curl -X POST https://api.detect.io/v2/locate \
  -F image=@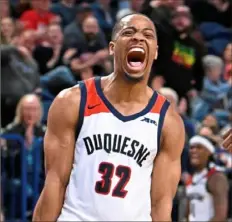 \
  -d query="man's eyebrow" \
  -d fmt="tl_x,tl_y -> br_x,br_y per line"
143,28 -> 155,32
122,26 -> 137,31
122,26 -> 155,32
